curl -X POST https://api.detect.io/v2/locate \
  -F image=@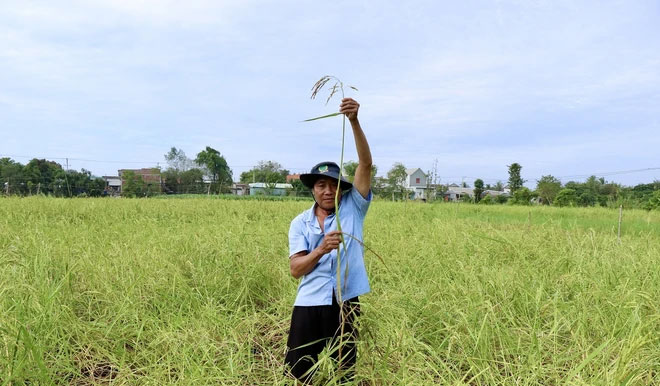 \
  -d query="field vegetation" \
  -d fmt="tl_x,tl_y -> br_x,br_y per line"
1,197 -> 658,384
